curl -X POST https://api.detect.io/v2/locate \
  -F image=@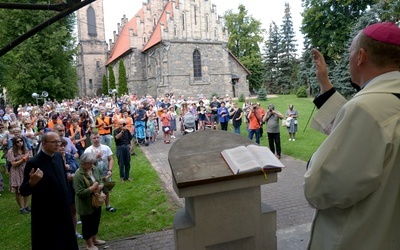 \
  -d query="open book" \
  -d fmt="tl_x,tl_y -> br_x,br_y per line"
221,145 -> 285,174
